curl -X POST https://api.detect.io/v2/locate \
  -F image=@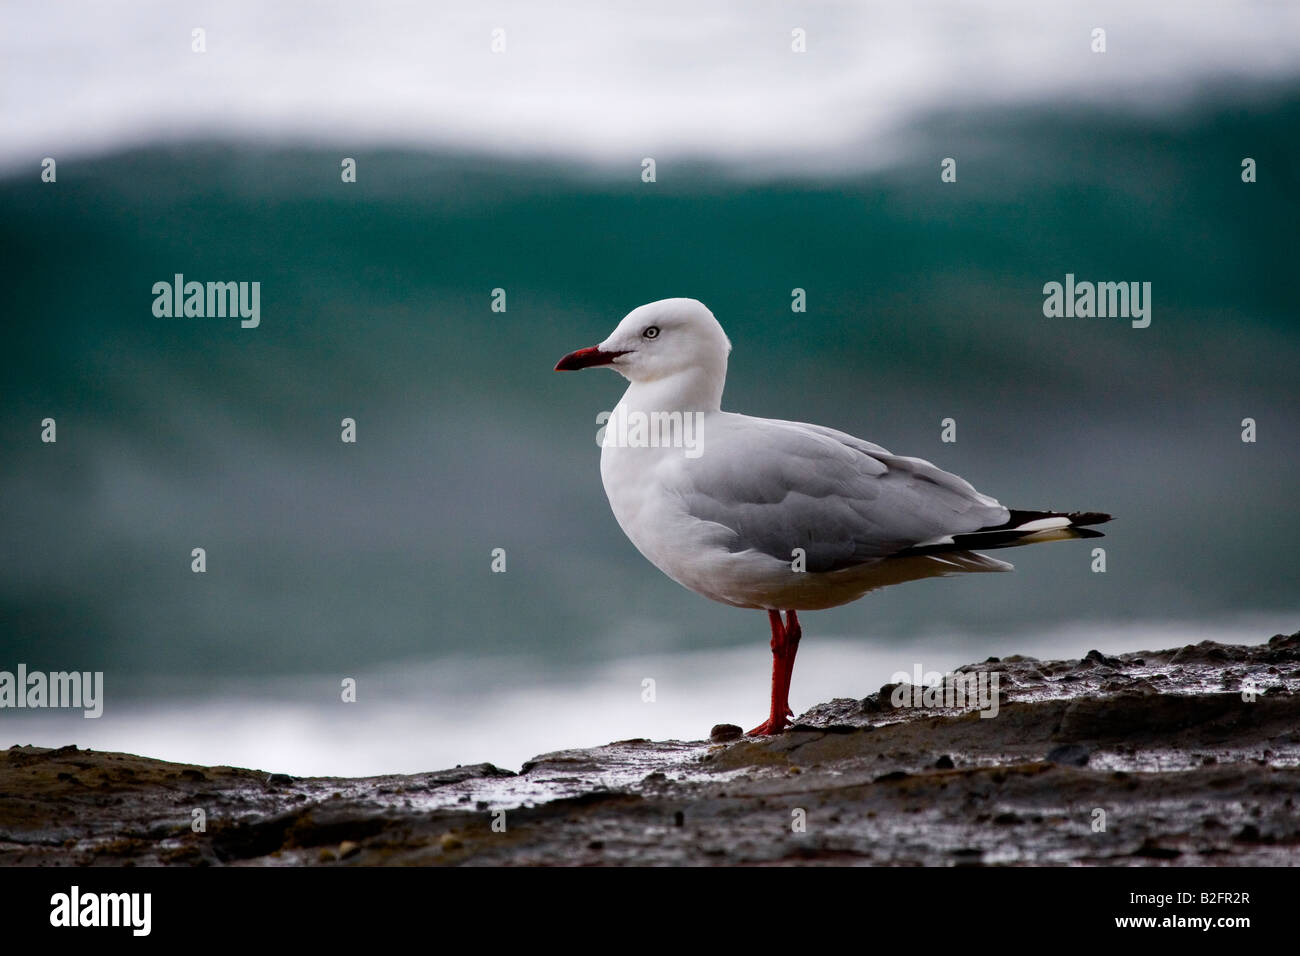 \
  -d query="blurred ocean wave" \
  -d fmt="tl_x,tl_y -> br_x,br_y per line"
4,0 -> 1300,174
2,89 -> 1299,681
